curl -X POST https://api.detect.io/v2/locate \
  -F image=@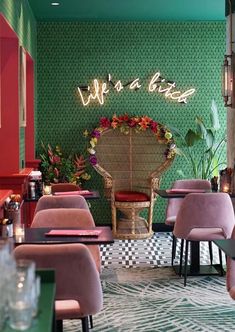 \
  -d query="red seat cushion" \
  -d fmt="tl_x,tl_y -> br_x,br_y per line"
115,191 -> 150,202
